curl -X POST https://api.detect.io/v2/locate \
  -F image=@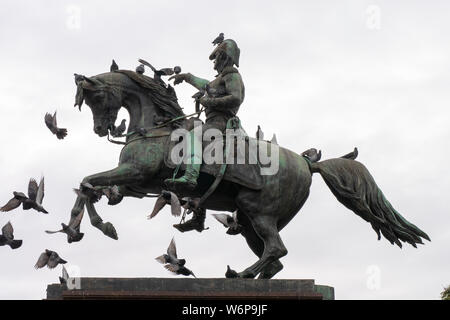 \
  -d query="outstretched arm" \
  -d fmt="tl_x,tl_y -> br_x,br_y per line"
184,73 -> 209,91
169,73 -> 209,91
